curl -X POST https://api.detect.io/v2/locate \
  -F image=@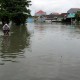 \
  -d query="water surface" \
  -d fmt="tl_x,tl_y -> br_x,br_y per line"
0,23 -> 80,80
